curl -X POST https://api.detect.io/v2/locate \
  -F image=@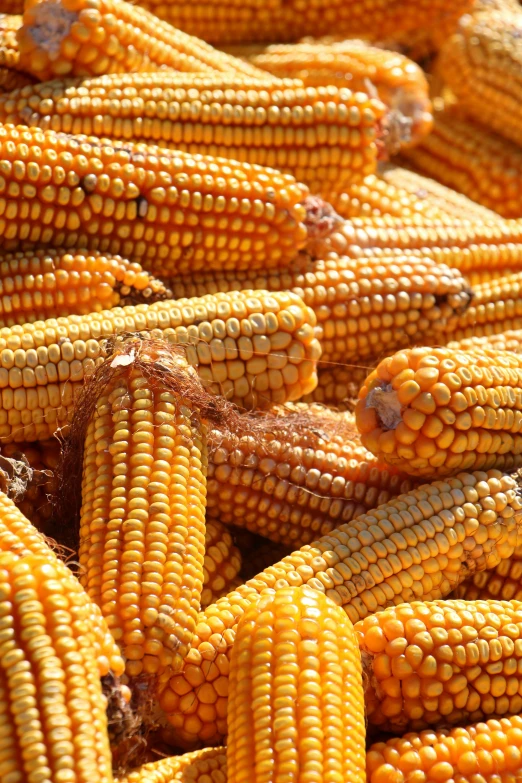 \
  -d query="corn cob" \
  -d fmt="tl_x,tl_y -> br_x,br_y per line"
301,365 -> 371,411
116,748 -> 227,783
359,597 -> 522,732
202,520 -> 242,608
0,289 -> 320,445
465,269 -> 517,285
0,73 -> 385,195
207,403 -> 418,547
0,13 -> 34,94
226,38 -> 432,149
18,0 -> 272,80
356,345 -> 522,477
326,175 -> 446,221
133,0 -> 473,47
367,715 -> 522,783
166,251 -> 472,365
448,331 -> 522,354
0,248 -> 169,326
380,164 -> 504,223
402,109 -> 522,219
0,125 -> 314,276
445,272 -> 522,344
0,551 -> 114,783
454,555 -> 522,603
227,585 -> 365,783
159,469 -> 520,745
437,10 -> 522,148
